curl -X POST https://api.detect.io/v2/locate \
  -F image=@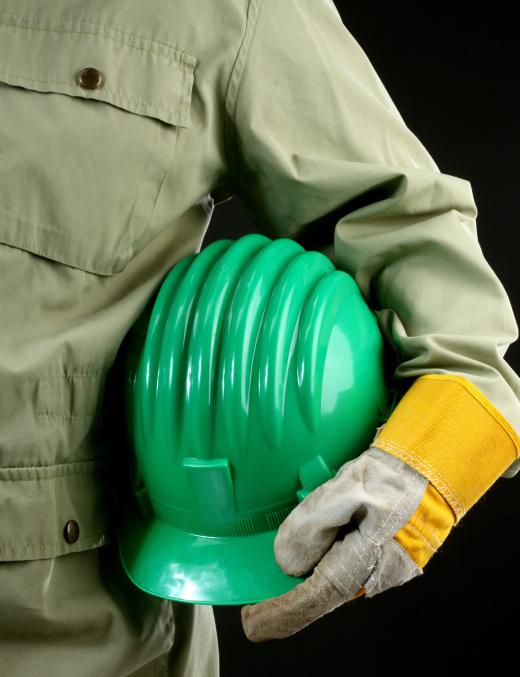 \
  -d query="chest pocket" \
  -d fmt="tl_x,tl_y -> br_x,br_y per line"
0,14 -> 196,275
